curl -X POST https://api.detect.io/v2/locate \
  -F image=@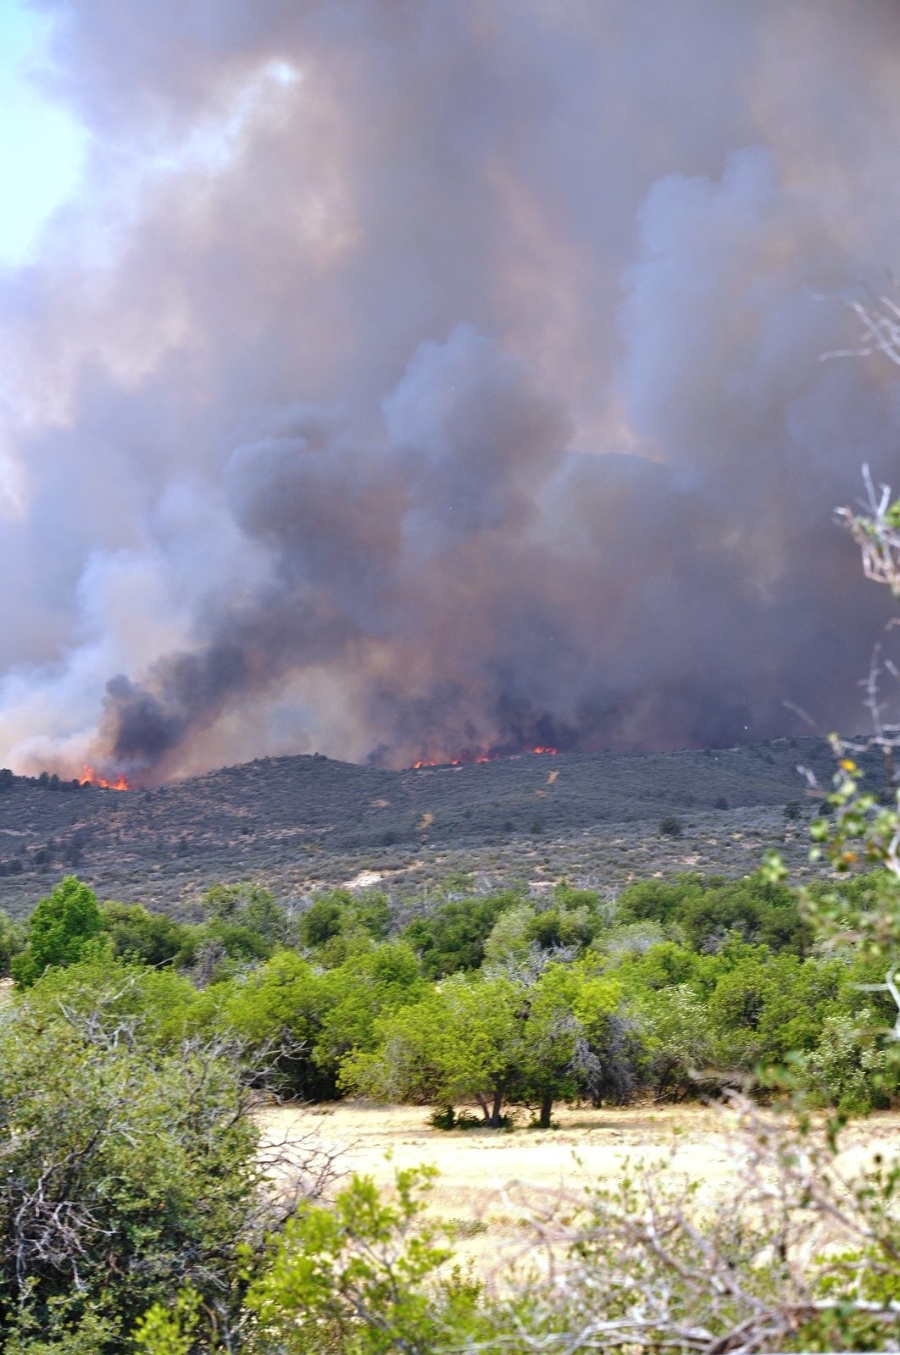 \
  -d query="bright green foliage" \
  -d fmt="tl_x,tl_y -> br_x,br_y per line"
610,936 -> 879,1102
23,956 -> 201,1048
804,762 -> 900,956
133,1287 -> 200,1355
610,938 -> 703,992
801,1006 -> 892,1113
482,903 -> 537,968
244,1168 -> 481,1355
206,950 -> 333,1098
344,963 -> 629,1125
705,949 -> 844,1069
633,983 -> 716,1098
517,963 -> 626,1122
343,971 -> 525,1124
12,876 -> 104,987
312,942 -> 426,1085
210,942 -> 425,1099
